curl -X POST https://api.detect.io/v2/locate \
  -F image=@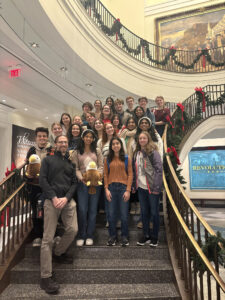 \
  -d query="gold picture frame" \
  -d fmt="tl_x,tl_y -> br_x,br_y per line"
155,3 -> 225,50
